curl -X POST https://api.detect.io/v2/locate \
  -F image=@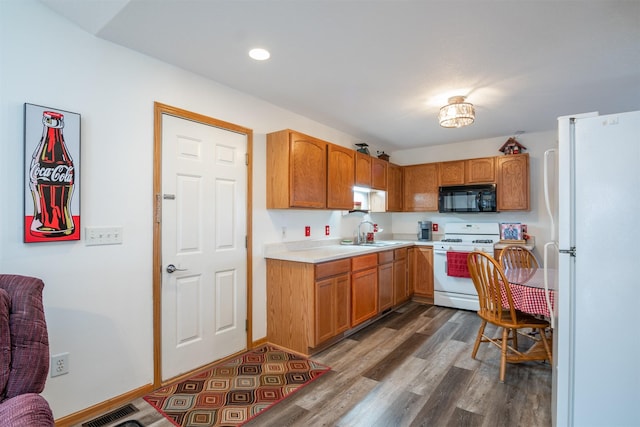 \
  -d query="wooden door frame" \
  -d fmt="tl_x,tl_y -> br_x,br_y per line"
152,102 -> 253,388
